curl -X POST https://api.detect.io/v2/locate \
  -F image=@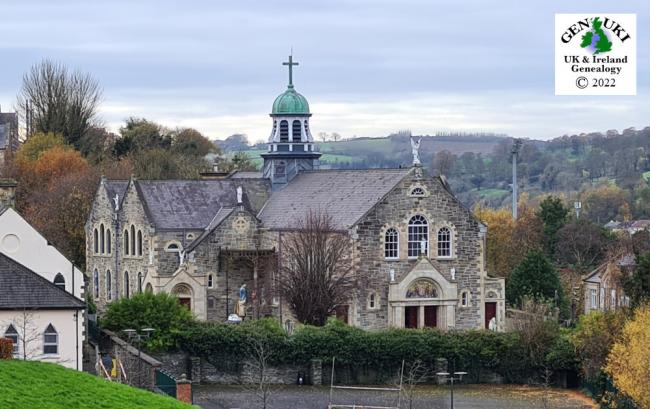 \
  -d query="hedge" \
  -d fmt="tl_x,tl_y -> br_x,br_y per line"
177,319 -> 578,383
